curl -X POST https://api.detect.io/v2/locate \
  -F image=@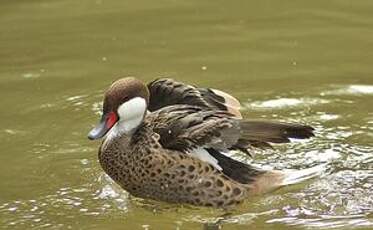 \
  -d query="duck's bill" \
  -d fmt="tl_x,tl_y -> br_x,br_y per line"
88,112 -> 118,140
